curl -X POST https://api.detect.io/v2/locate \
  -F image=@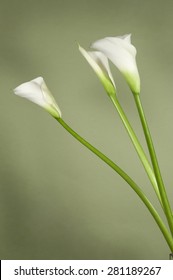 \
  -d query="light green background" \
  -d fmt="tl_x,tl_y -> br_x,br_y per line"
0,0 -> 173,260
